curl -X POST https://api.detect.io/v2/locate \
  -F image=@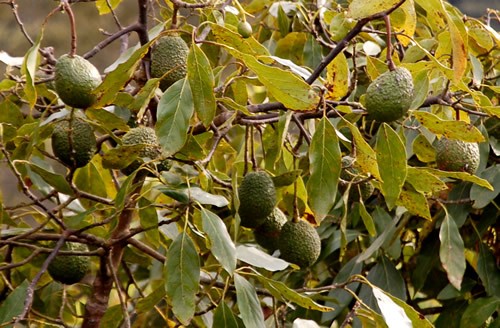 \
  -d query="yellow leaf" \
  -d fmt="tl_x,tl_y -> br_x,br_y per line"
348,0 -> 401,19
392,0 -> 416,46
325,52 -> 349,100
412,111 -> 485,142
